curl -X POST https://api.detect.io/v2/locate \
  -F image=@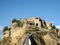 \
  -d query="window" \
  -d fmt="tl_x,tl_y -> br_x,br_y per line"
3,32 -> 6,35
30,22 -> 34,25
36,23 -> 38,26
30,23 -> 33,25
